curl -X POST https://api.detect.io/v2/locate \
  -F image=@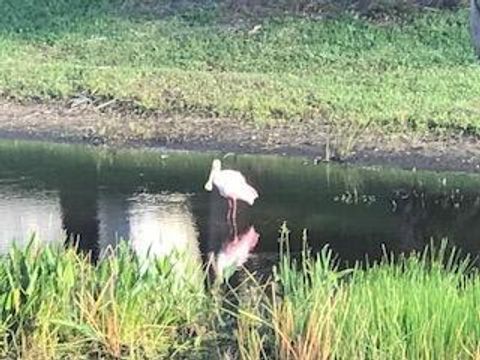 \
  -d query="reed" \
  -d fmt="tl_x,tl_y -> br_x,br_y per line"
1,235 -> 480,359
235,239 -> 480,359
0,239 -> 211,359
